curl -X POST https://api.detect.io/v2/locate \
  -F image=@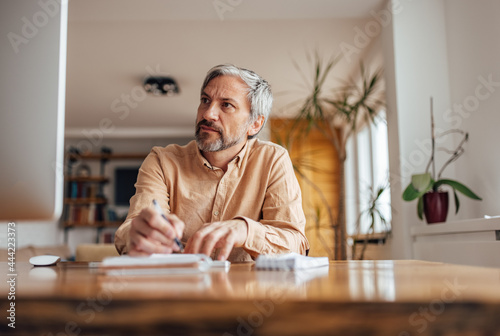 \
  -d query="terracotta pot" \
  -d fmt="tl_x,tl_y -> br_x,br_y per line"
423,191 -> 449,224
